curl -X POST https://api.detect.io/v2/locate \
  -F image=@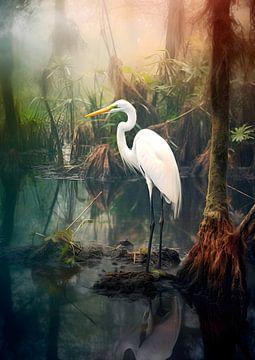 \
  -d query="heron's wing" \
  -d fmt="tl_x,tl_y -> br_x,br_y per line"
134,129 -> 181,218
